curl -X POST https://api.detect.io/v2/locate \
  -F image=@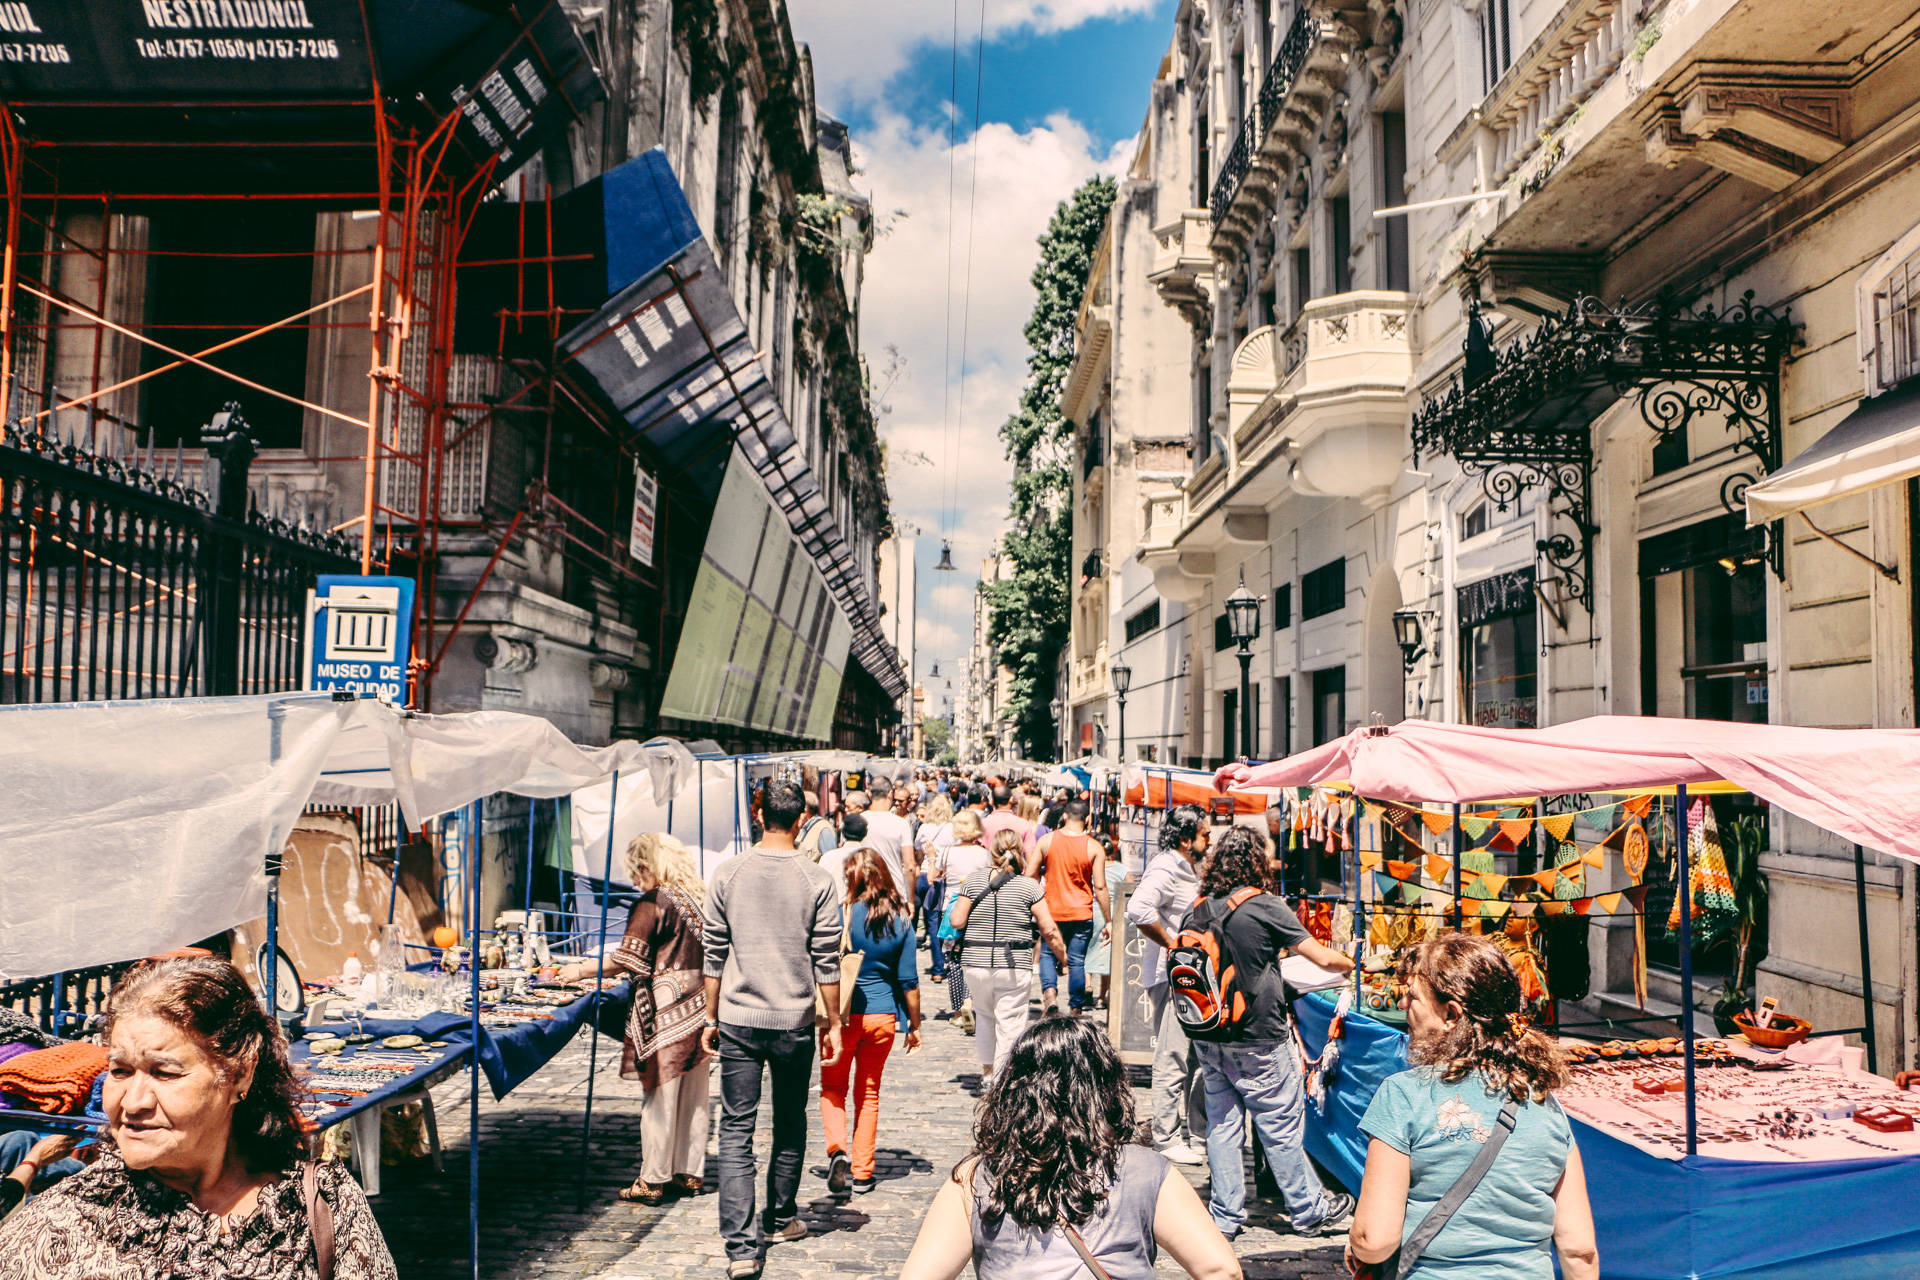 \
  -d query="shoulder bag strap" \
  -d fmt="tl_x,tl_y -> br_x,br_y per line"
1063,1224 -> 1115,1280
301,1161 -> 336,1280
1393,1098 -> 1521,1280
